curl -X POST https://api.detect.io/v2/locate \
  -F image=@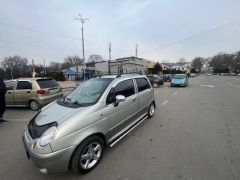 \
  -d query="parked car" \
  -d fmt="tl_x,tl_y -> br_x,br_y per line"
163,74 -> 172,82
171,74 -> 189,87
5,78 -> 63,110
146,74 -> 164,88
230,73 -> 237,76
22,74 -> 156,174
190,73 -> 197,77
